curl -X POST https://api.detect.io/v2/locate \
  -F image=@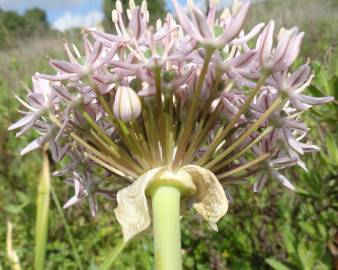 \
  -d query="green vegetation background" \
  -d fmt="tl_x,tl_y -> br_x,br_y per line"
0,0 -> 337,269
